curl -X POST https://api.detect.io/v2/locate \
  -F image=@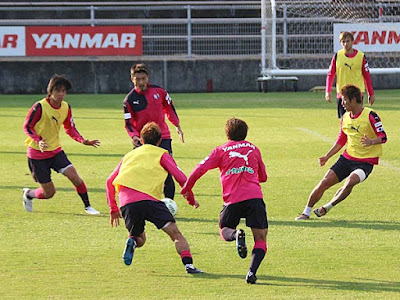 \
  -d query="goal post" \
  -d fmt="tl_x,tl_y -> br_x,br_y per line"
260,0 -> 400,80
